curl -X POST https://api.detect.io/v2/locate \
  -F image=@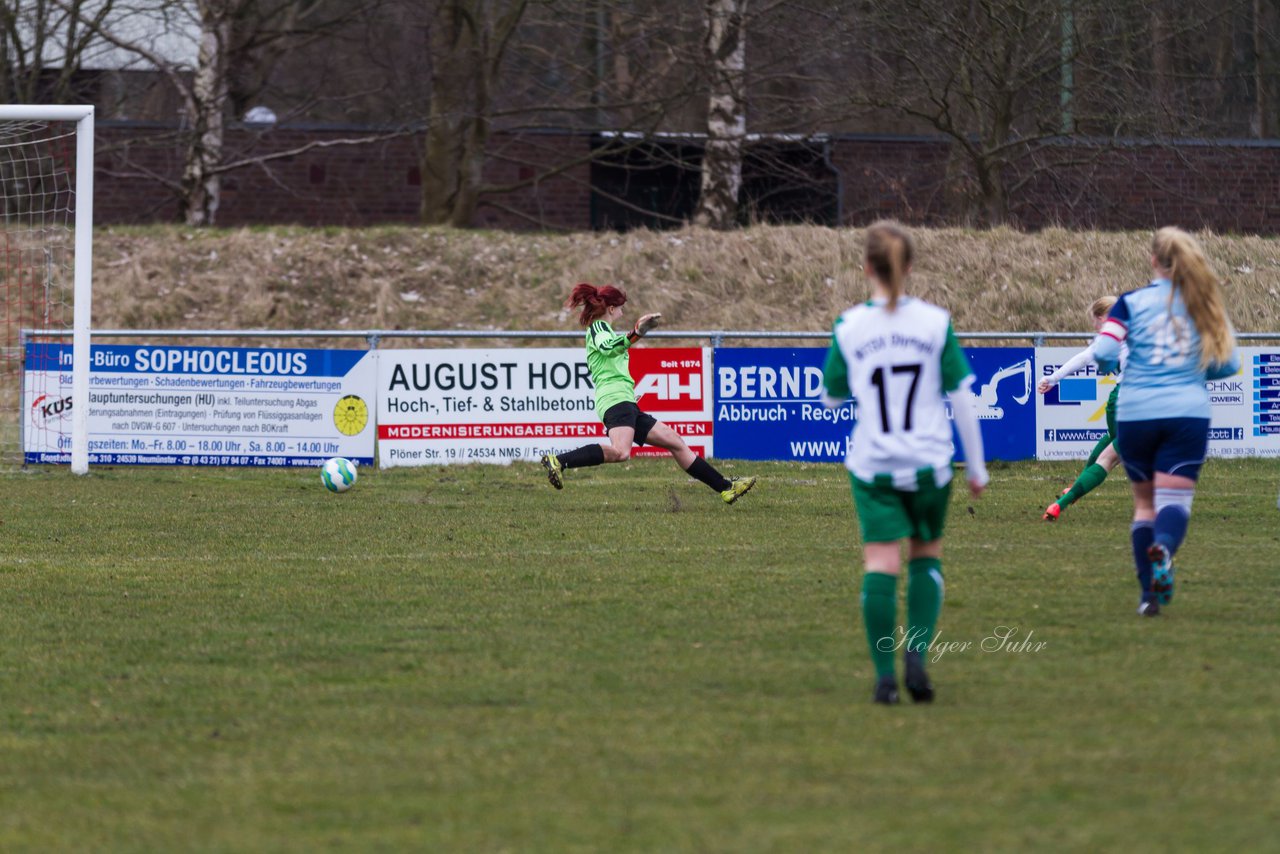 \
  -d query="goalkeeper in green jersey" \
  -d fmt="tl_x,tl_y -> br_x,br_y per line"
540,283 -> 756,505
1038,296 -> 1124,522
821,221 -> 988,705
